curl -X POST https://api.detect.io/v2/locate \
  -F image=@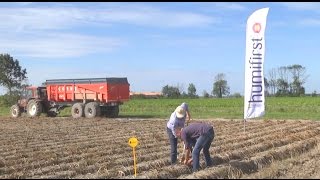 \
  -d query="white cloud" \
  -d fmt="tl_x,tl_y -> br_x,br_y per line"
0,4 -> 217,58
94,4 -> 217,28
0,8 -> 76,31
212,2 -> 247,11
279,2 -> 320,11
0,33 -> 125,58
298,18 -> 320,26
0,5 -> 216,32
